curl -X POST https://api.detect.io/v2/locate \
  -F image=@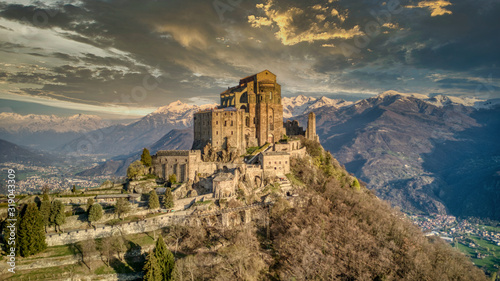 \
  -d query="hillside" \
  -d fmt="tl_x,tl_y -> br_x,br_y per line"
299,92 -> 500,220
0,138 -> 56,166
76,128 -> 193,177
168,141 -> 487,280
